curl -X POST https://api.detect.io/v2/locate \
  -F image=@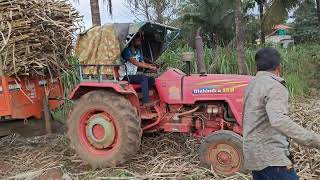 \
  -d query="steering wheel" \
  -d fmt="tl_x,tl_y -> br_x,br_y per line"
143,62 -> 163,77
